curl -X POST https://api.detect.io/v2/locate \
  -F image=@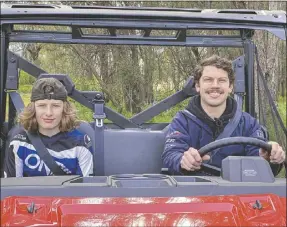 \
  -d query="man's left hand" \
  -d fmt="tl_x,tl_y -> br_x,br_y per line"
259,141 -> 286,164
